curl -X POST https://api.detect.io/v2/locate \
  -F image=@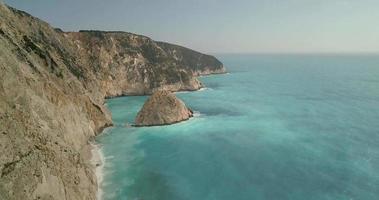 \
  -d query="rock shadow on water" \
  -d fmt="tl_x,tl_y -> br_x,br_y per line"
202,82 -> 222,89
200,107 -> 242,117
123,171 -> 183,200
